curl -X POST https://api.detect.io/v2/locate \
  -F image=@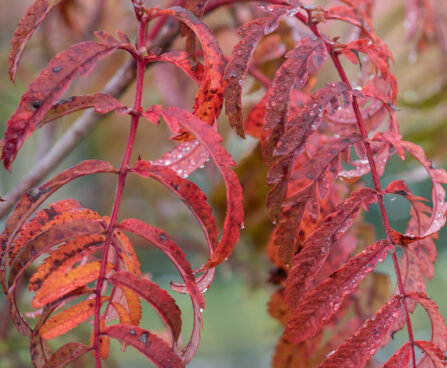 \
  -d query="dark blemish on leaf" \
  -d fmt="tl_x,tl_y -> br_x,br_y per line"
173,184 -> 180,191
31,101 -> 42,109
27,187 -> 50,202
159,233 -> 168,242
52,66 -> 62,72
395,190 -> 407,196
53,259 -> 62,267
129,329 -> 137,336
